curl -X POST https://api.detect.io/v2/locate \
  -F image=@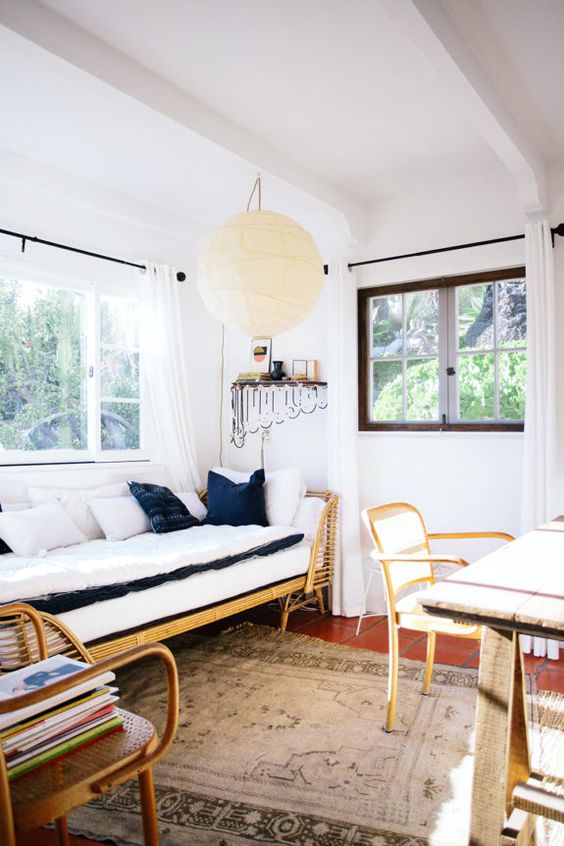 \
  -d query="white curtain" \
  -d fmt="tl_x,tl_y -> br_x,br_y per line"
141,262 -> 201,492
327,258 -> 365,616
520,221 -> 559,660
